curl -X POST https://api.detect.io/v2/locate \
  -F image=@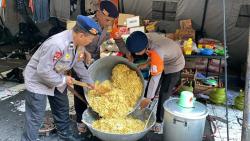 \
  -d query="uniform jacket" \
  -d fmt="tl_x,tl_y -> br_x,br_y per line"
116,32 -> 185,74
85,27 -> 109,60
24,30 -> 93,96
